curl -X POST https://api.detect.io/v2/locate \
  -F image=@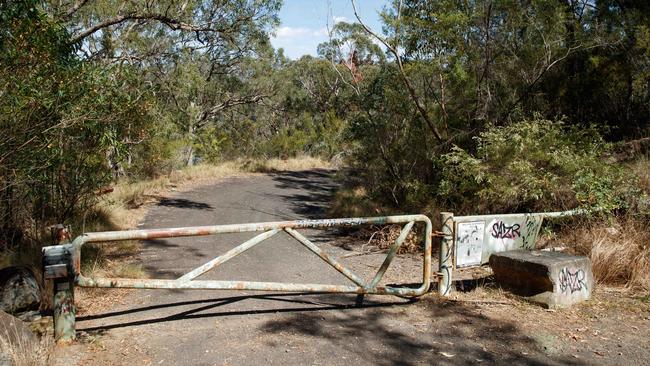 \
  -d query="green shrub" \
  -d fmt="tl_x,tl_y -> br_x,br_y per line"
438,118 -> 636,214
0,1 -> 153,247
264,128 -> 311,158
195,126 -> 228,164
